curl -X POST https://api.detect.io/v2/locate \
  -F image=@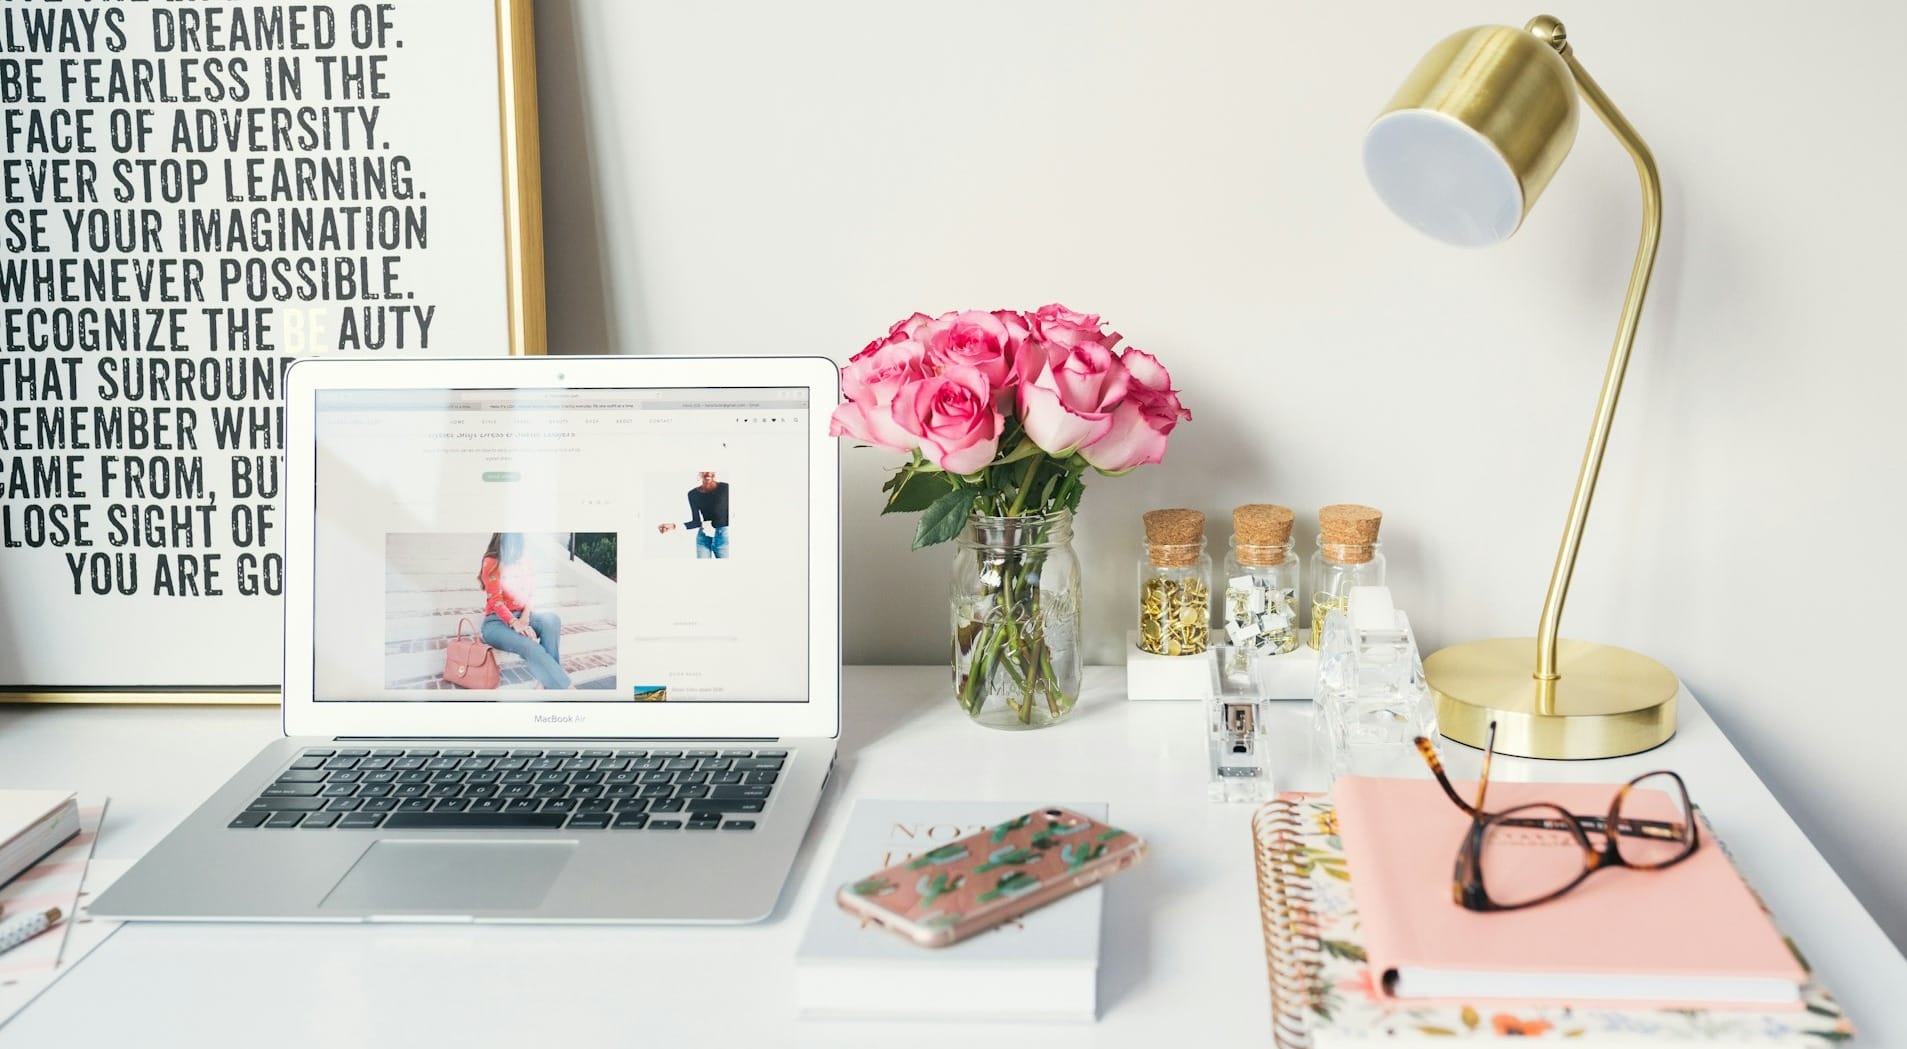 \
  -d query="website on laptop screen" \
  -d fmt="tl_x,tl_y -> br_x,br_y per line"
310,387 -> 810,703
